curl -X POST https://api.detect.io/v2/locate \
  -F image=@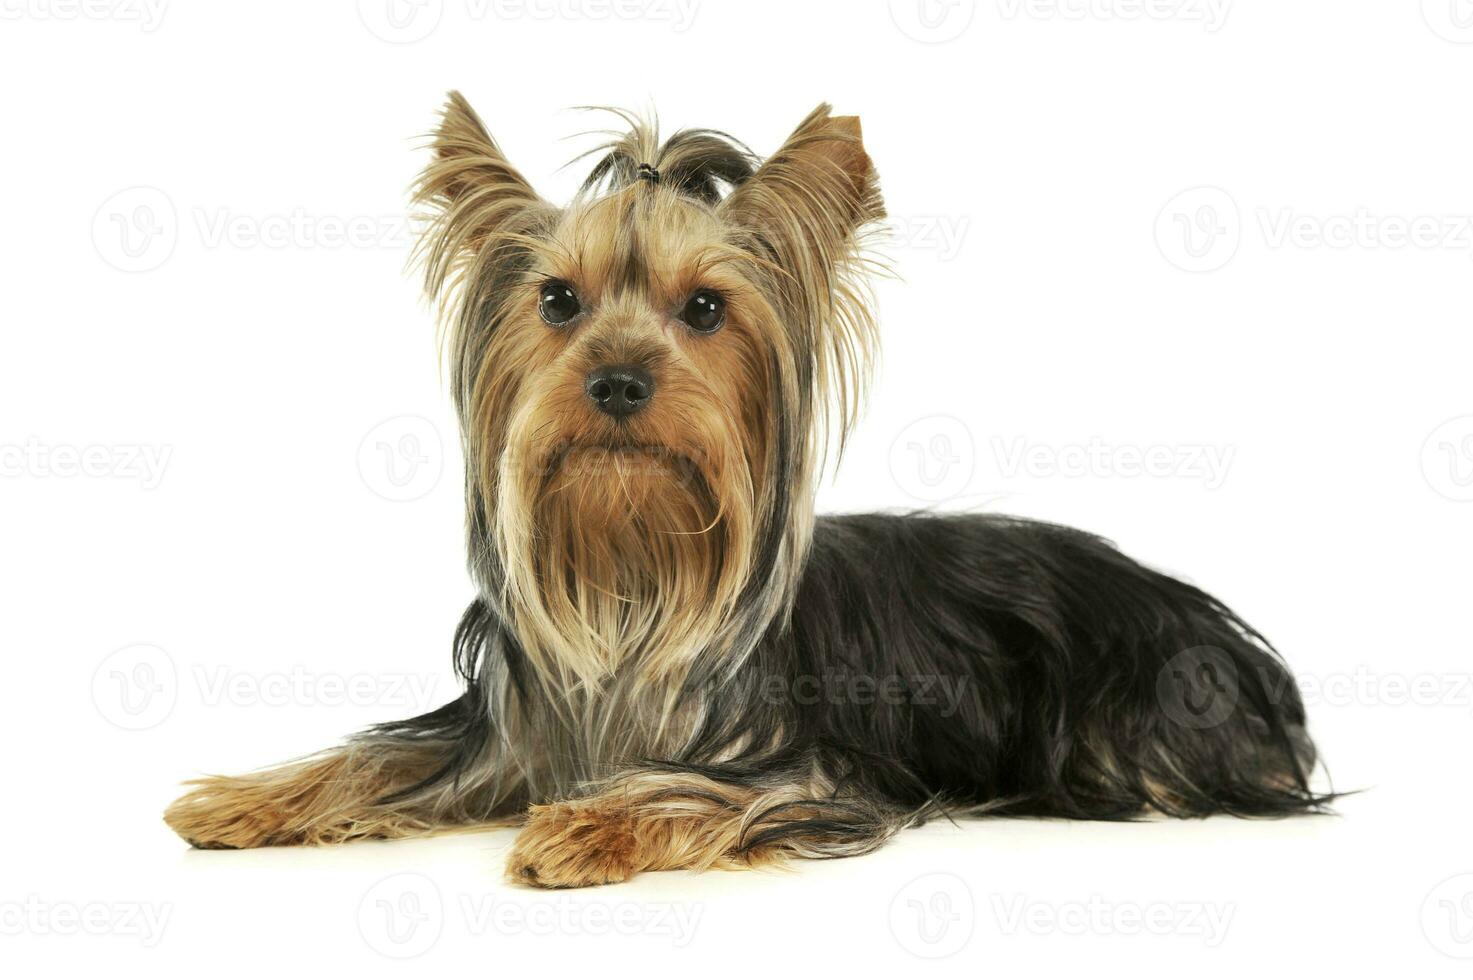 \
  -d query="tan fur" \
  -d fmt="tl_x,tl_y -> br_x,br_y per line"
163,743 -> 484,848
416,94 -> 882,697
166,94 -> 890,886
506,770 -> 847,888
